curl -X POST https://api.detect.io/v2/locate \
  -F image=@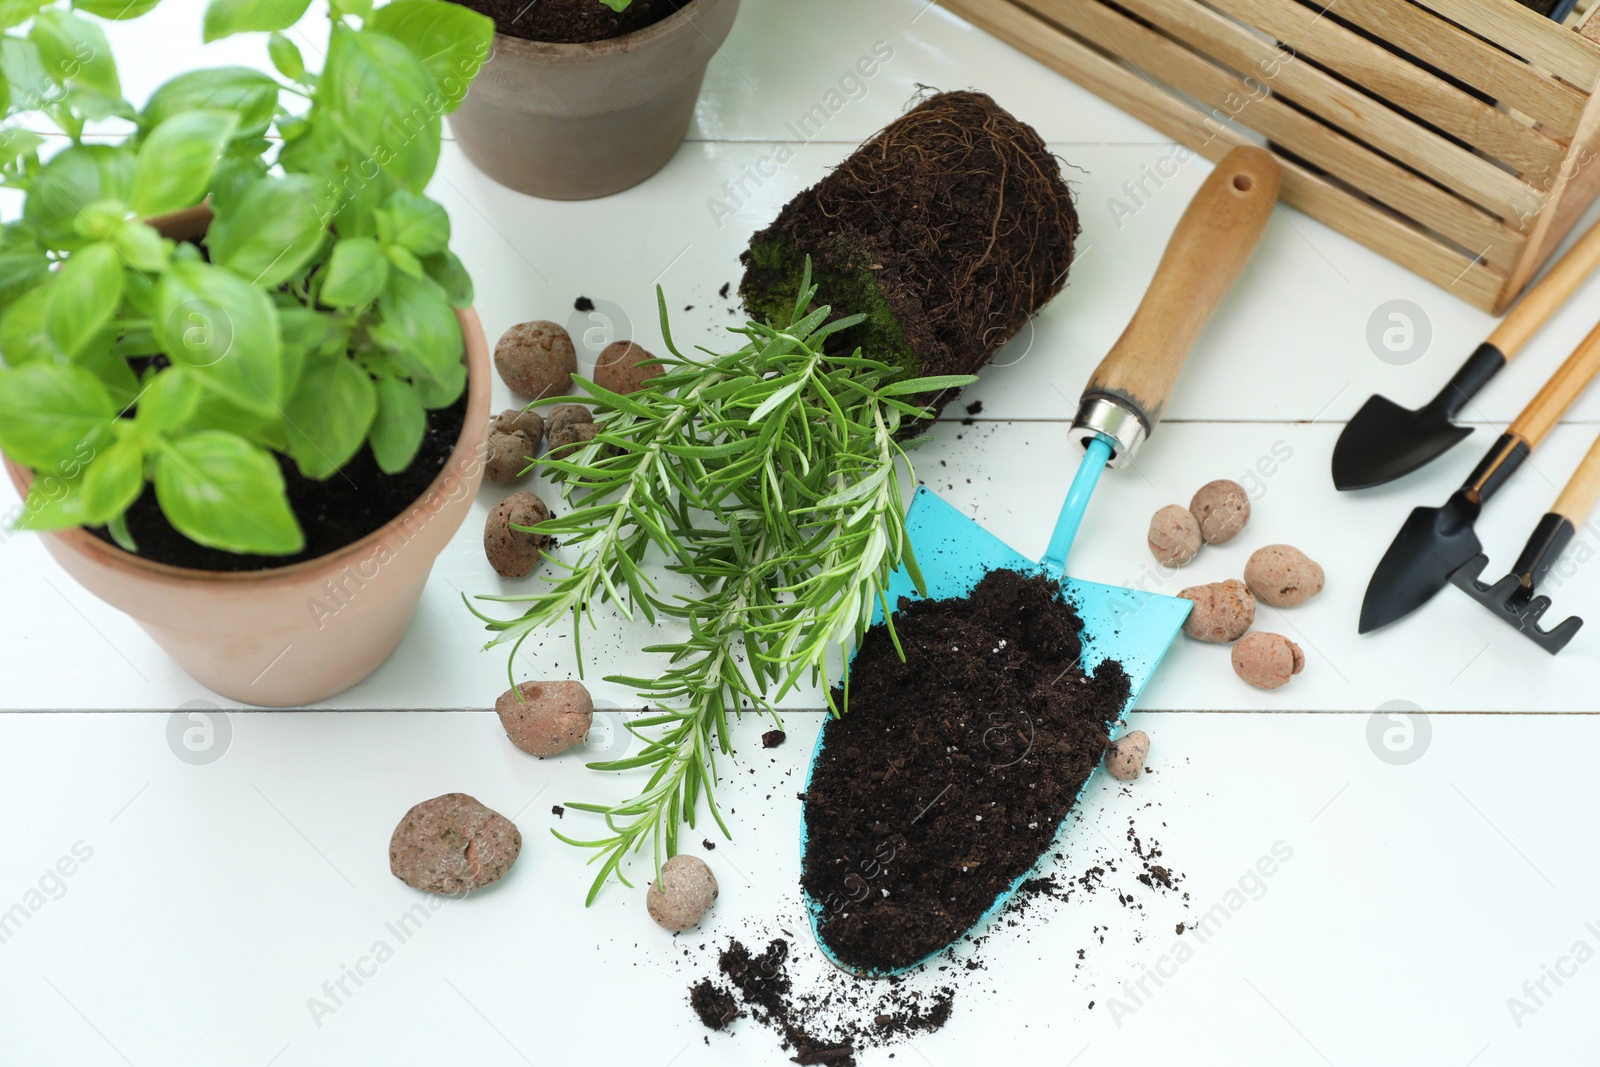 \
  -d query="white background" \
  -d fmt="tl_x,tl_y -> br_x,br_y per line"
3,1 -> 1599,1065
